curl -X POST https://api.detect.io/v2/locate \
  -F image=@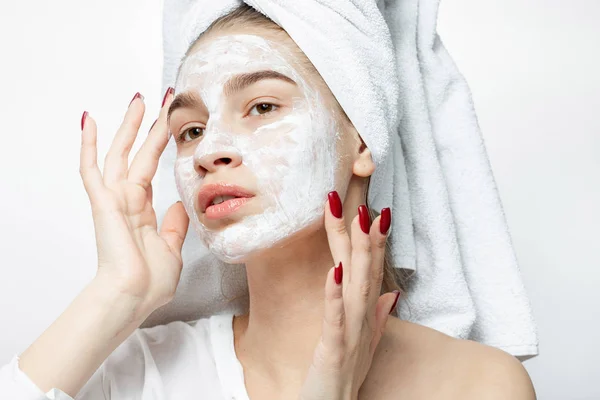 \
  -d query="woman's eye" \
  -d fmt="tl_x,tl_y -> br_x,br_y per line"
176,104 -> 279,143
249,103 -> 279,116
177,127 -> 204,143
